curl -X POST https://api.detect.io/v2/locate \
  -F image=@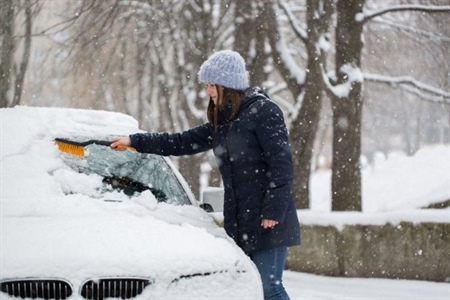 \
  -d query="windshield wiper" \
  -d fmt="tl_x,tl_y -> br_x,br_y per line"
103,176 -> 168,202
